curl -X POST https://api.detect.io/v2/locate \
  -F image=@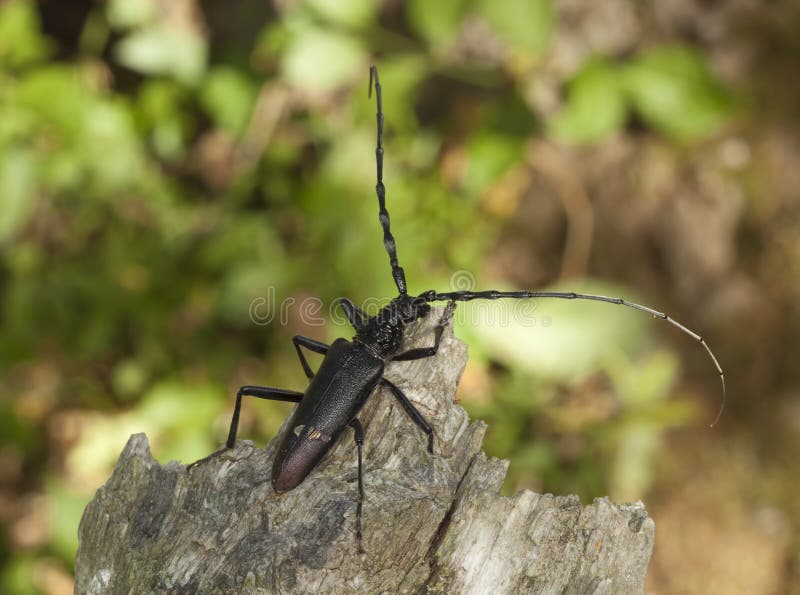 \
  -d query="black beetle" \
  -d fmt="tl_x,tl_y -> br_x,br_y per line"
191,66 -> 725,552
